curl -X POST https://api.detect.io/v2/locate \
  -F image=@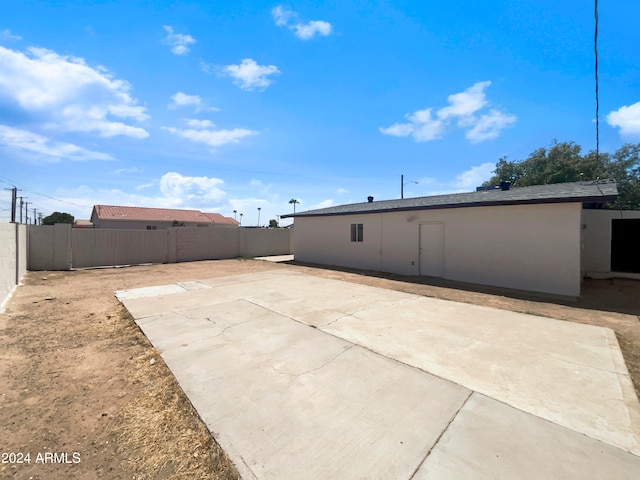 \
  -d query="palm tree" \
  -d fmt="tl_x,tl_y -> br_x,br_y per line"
289,198 -> 299,214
